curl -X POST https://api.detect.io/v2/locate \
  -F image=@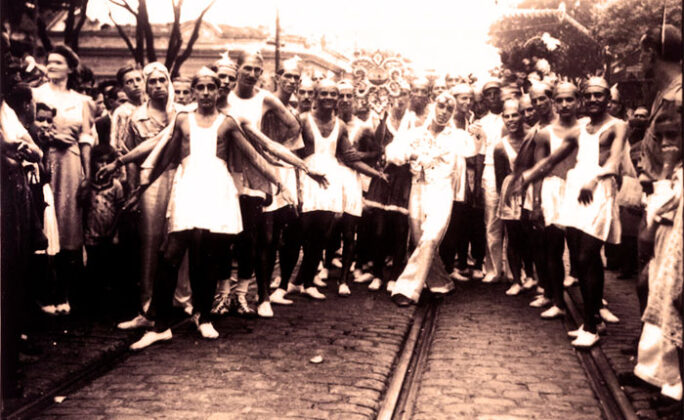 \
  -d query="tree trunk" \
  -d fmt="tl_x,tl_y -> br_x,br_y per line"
170,0 -> 216,78
165,0 -> 183,70
64,1 -> 76,49
139,0 -> 157,63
